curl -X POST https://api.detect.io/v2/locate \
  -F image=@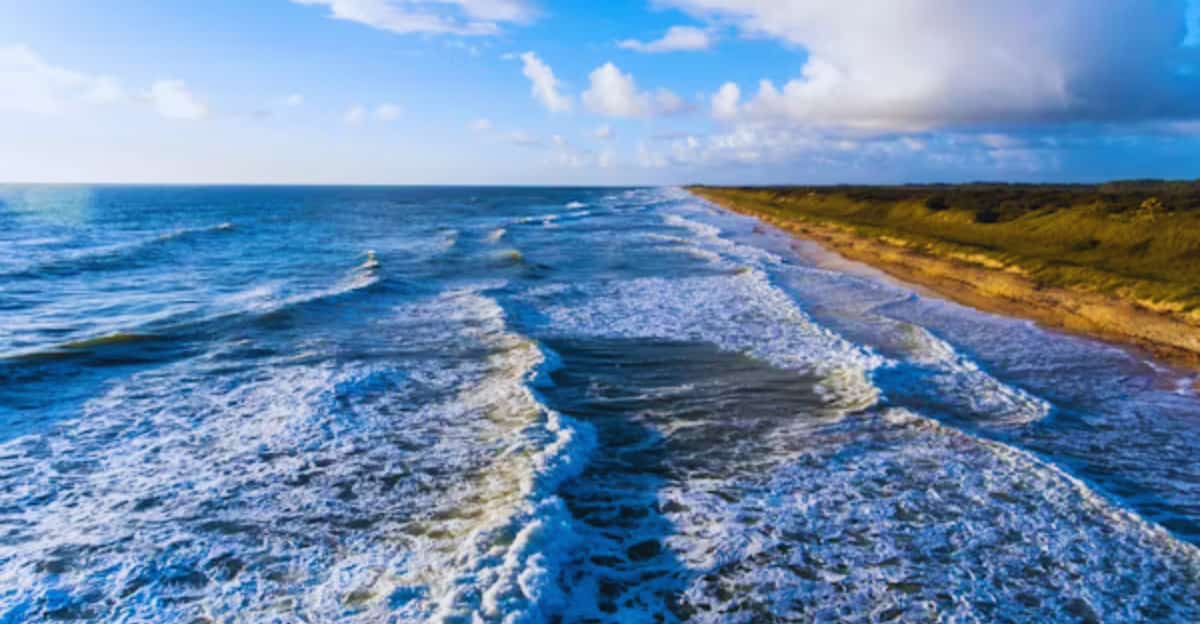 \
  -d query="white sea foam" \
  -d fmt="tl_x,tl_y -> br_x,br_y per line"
420,295 -> 596,623
0,286 -> 593,623
8,185 -> 1198,623
443,229 -> 460,249
893,322 -> 1051,426
274,256 -> 381,309
518,213 -> 559,224
1176,376 -> 1198,395
659,408 -> 1200,621
359,249 -> 381,270
661,213 -> 783,268
660,199 -> 1050,427
533,269 -> 885,411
